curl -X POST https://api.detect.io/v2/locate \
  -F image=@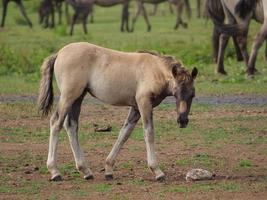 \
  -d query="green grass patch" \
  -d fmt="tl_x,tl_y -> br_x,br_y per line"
237,159 -> 253,169
91,183 -> 111,193
120,161 -> 133,170
176,153 -> 216,169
